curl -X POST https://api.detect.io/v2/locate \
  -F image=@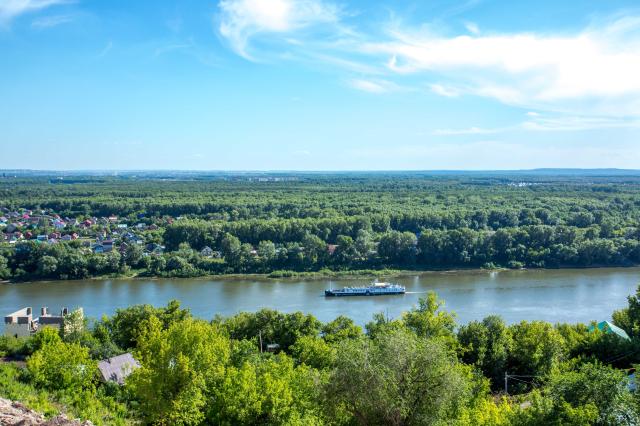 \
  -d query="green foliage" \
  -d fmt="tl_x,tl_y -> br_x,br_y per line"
102,299 -> 191,349
28,327 -> 62,353
509,320 -> 566,378
458,315 -> 512,389
27,341 -> 96,392
544,362 -> 638,424
325,329 -> 471,425
220,308 -> 322,352
403,292 -> 457,343
130,317 -> 231,425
